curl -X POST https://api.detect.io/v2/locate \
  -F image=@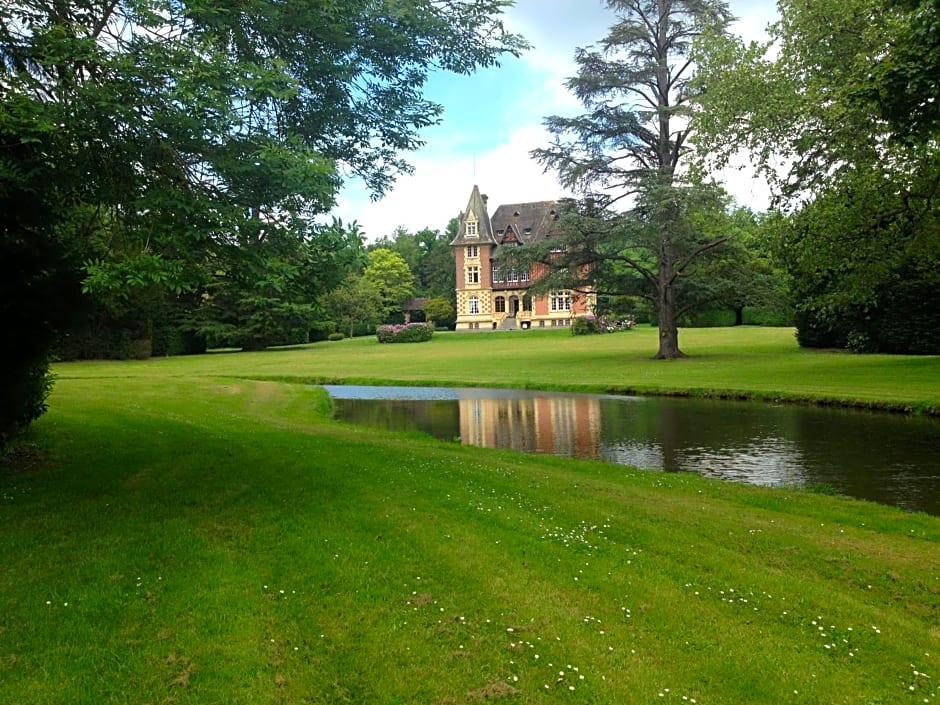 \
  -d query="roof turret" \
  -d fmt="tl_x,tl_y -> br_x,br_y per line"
451,184 -> 497,246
